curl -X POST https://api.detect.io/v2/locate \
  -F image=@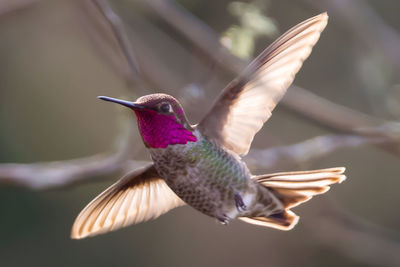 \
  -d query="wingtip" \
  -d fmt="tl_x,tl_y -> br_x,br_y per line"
329,166 -> 346,174
70,227 -> 84,240
338,174 -> 347,183
70,227 -> 95,240
318,12 -> 329,20
285,210 -> 300,231
336,167 -> 346,174
70,235 -> 80,240
317,12 -> 329,31
311,12 -> 328,32
70,232 -> 81,240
